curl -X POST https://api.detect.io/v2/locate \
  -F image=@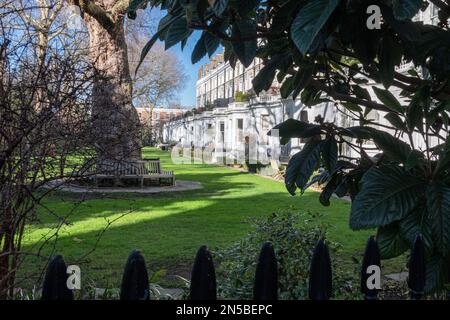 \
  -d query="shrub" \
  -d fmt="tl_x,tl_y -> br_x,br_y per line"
234,91 -> 252,102
214,211 -> 329,300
